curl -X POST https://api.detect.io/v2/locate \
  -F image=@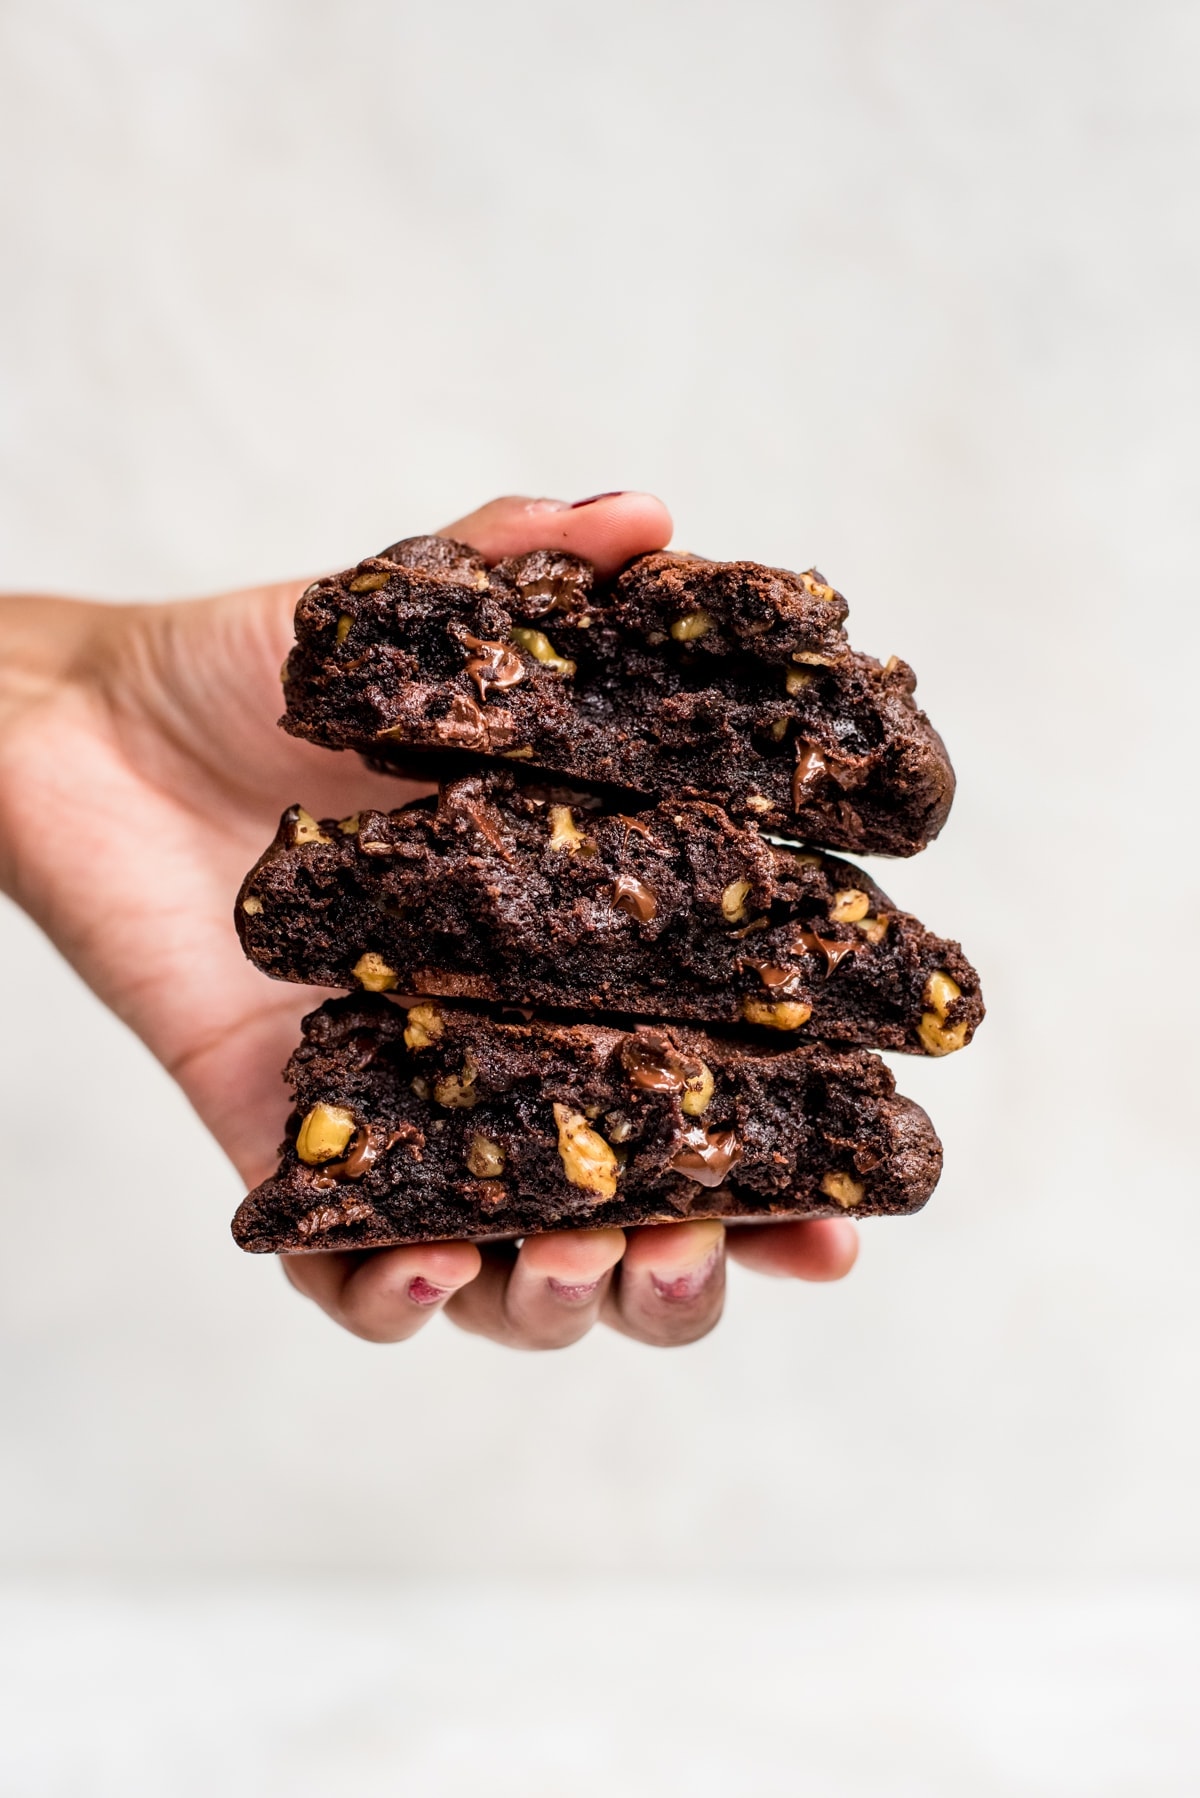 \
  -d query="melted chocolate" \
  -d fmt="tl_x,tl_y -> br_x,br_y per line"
747,961 -> 808,999
609,873 -> 658,922
324,1126 -> 407,1181
622,1033 -> 686,1094
669,1124 -> 742,1188
434,693 -> 489,748
516,573 -> 588,616
792,742 -> 829,812
458,632 -> 526,702
792,930 -> 858,976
